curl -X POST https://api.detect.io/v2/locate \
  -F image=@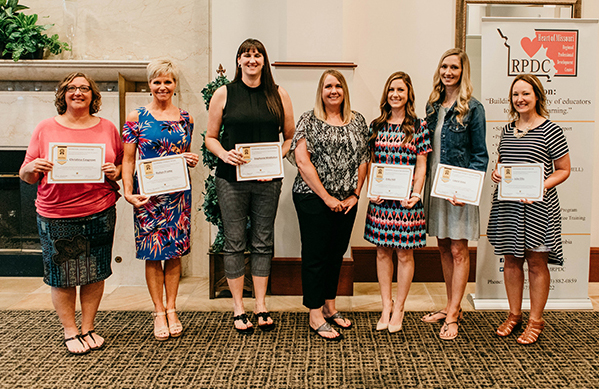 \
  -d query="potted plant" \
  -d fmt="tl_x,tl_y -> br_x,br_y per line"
1,0 -> 70,61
